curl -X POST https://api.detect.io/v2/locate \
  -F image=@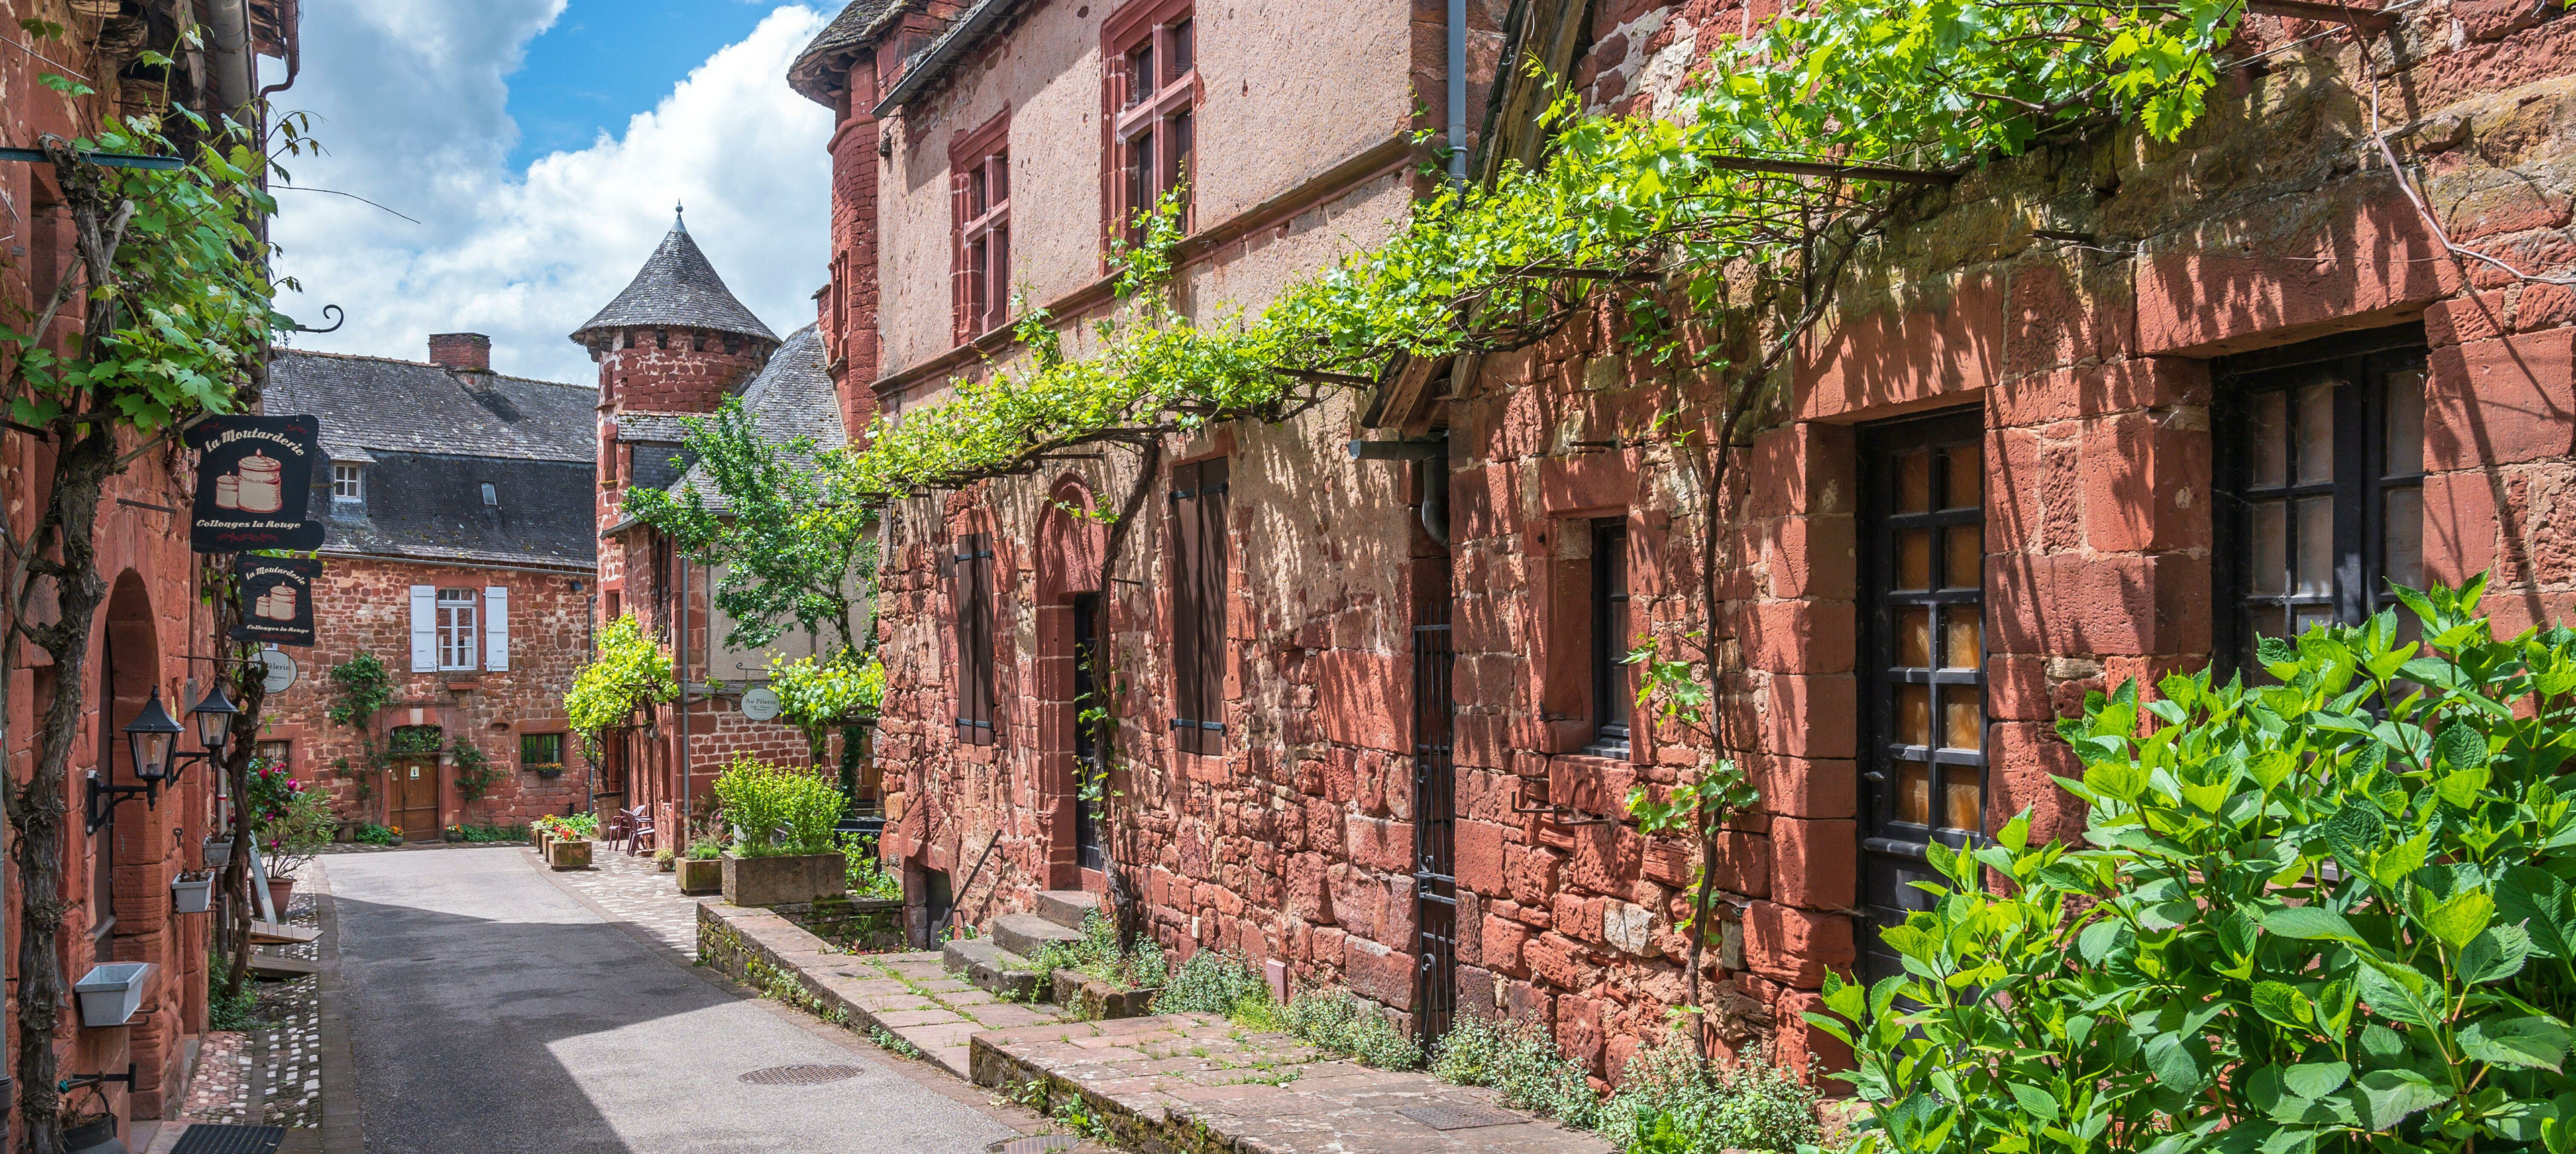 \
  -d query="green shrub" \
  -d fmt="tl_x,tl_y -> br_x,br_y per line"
351,823 -> 401,846
1282,988 -> 1422,1071
1597,1040 -> 1817,1153
1154,948 -> 1269,1015
449,823 -> 525,843
208,980 -> 260,1032
1813,577 -> 2576,1154
1431,1012 -> 1597,1127
688,838 -> 722,861
840,831 -> 900,898
711,756 -> 843,856
1028,910 -> 1166,991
